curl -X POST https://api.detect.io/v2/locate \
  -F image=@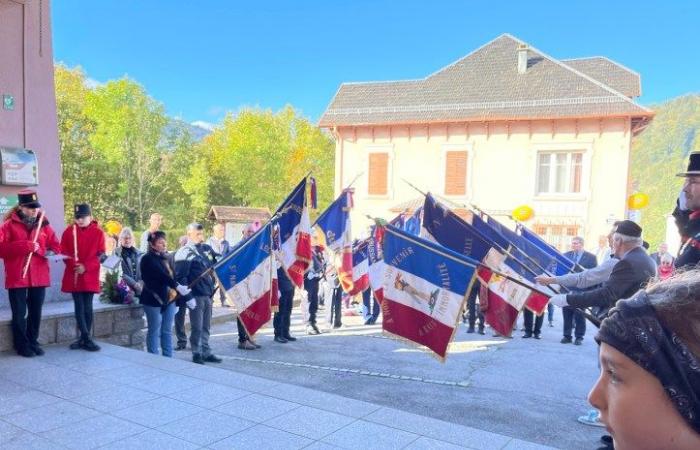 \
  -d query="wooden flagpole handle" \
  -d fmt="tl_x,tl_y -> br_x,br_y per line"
21,211 -> 45,279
